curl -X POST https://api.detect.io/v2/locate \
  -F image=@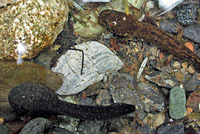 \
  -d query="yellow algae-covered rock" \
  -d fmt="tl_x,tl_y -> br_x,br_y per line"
0,0 -> 69,60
